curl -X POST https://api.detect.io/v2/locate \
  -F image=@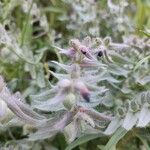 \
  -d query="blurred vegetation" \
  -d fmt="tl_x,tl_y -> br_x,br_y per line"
0,0 -> 150,149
